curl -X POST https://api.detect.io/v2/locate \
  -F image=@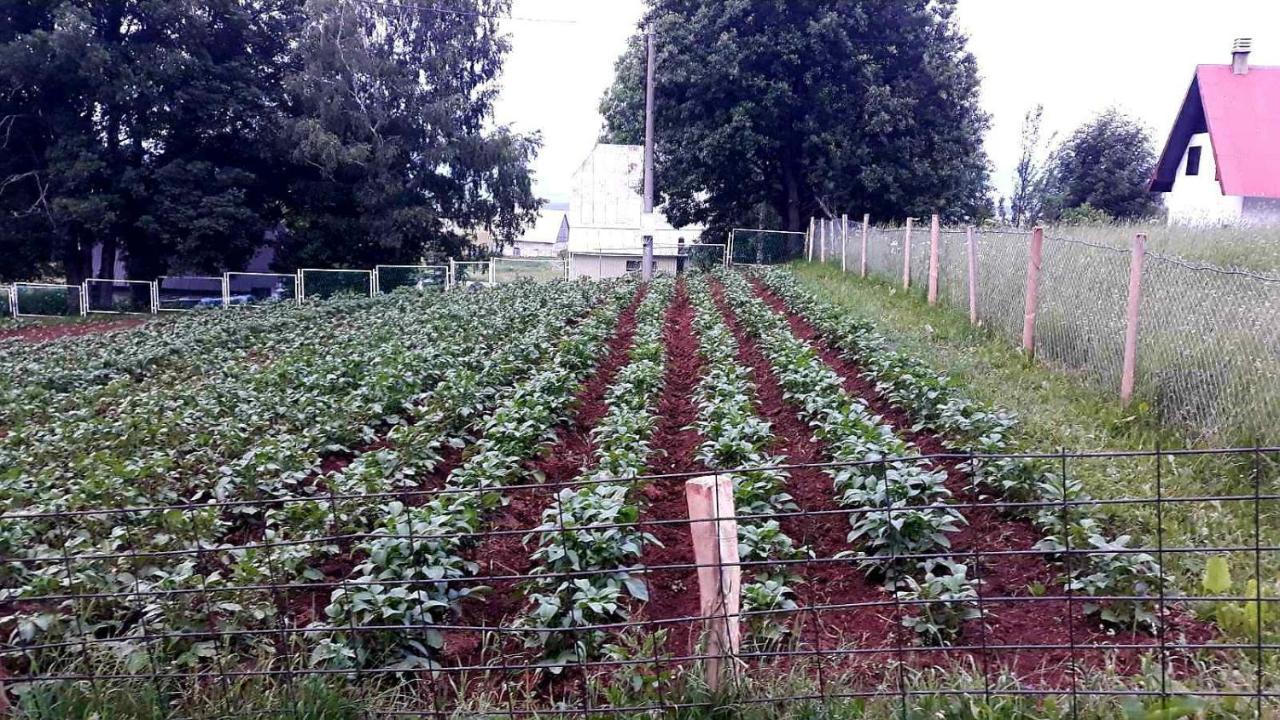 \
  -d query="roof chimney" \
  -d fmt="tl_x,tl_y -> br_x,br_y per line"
1232,37 -> 1252,75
